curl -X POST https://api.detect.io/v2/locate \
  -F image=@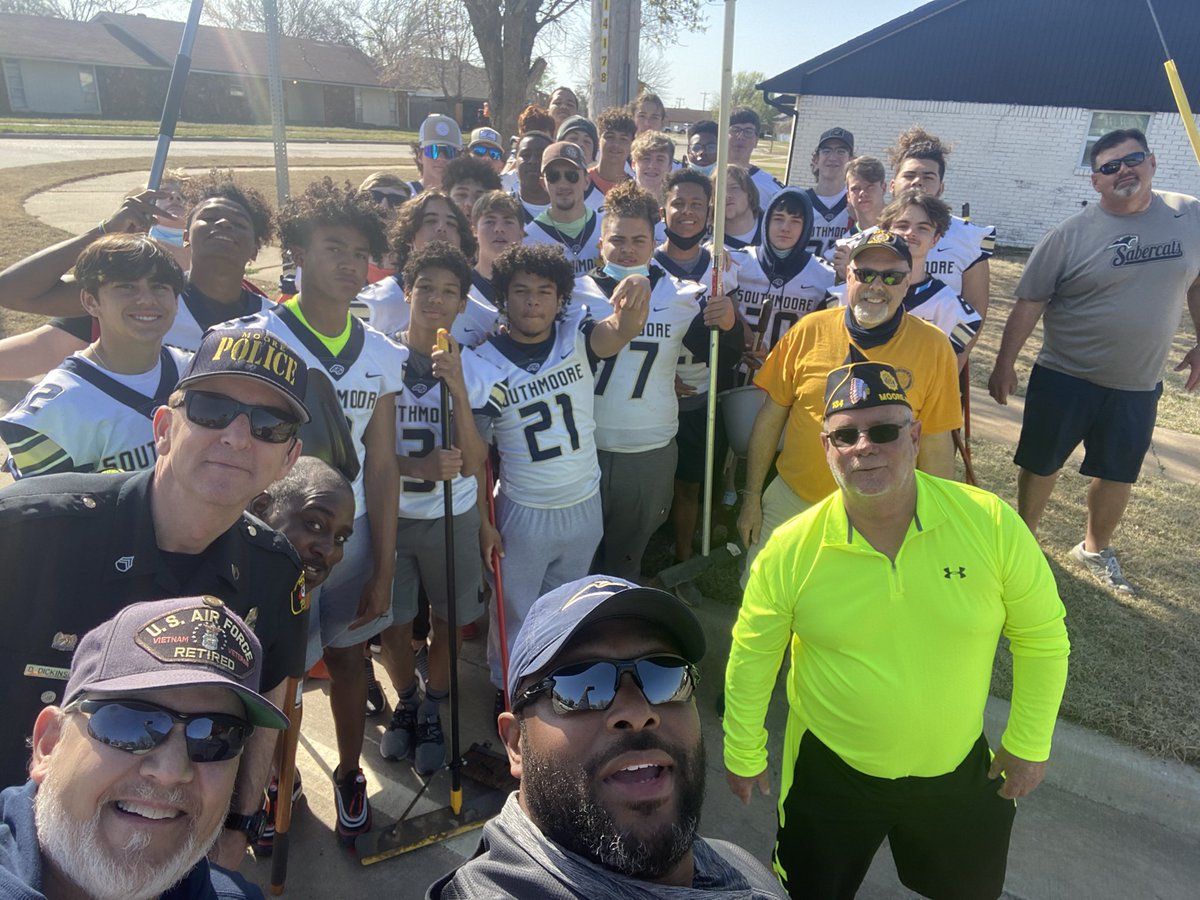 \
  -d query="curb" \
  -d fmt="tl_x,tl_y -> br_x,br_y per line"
984,695 -> 1200,837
